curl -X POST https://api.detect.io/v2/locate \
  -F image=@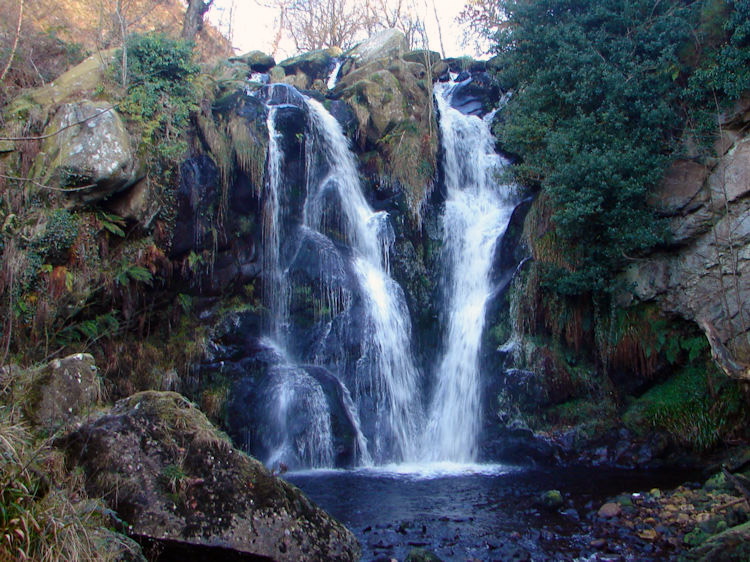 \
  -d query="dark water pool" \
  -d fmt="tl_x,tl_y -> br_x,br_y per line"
285,462 -> 696,561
